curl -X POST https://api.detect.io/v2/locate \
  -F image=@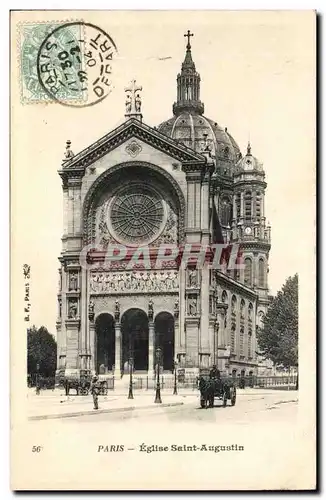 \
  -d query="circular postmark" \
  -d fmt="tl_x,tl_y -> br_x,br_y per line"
36,22 -> 117,107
